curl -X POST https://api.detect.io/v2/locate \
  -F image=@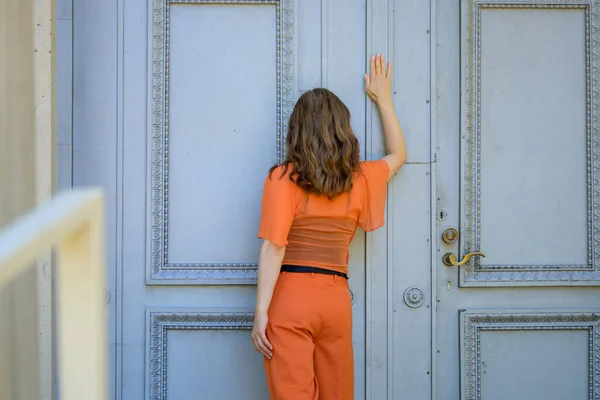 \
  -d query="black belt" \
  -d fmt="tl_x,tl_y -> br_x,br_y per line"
281,265 -> 348,280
